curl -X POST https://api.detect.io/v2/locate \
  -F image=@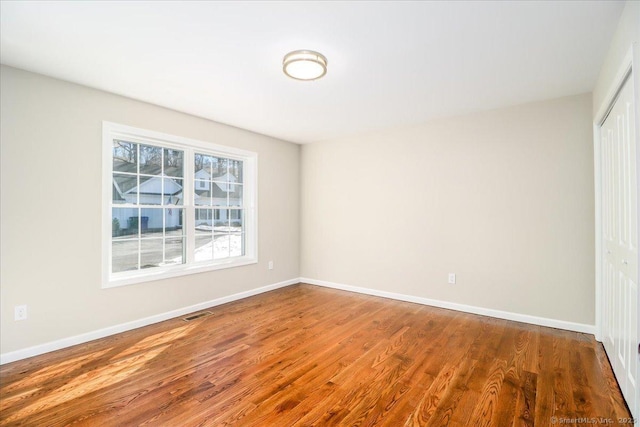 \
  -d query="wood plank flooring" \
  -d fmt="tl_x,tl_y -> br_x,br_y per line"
0,284 -> 632,426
